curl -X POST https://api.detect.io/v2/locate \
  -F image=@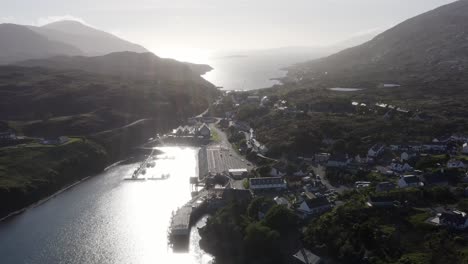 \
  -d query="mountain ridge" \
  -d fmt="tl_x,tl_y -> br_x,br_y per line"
0,20 -> 149,64
288,0 -> 468,90
30,20 -> 148,56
